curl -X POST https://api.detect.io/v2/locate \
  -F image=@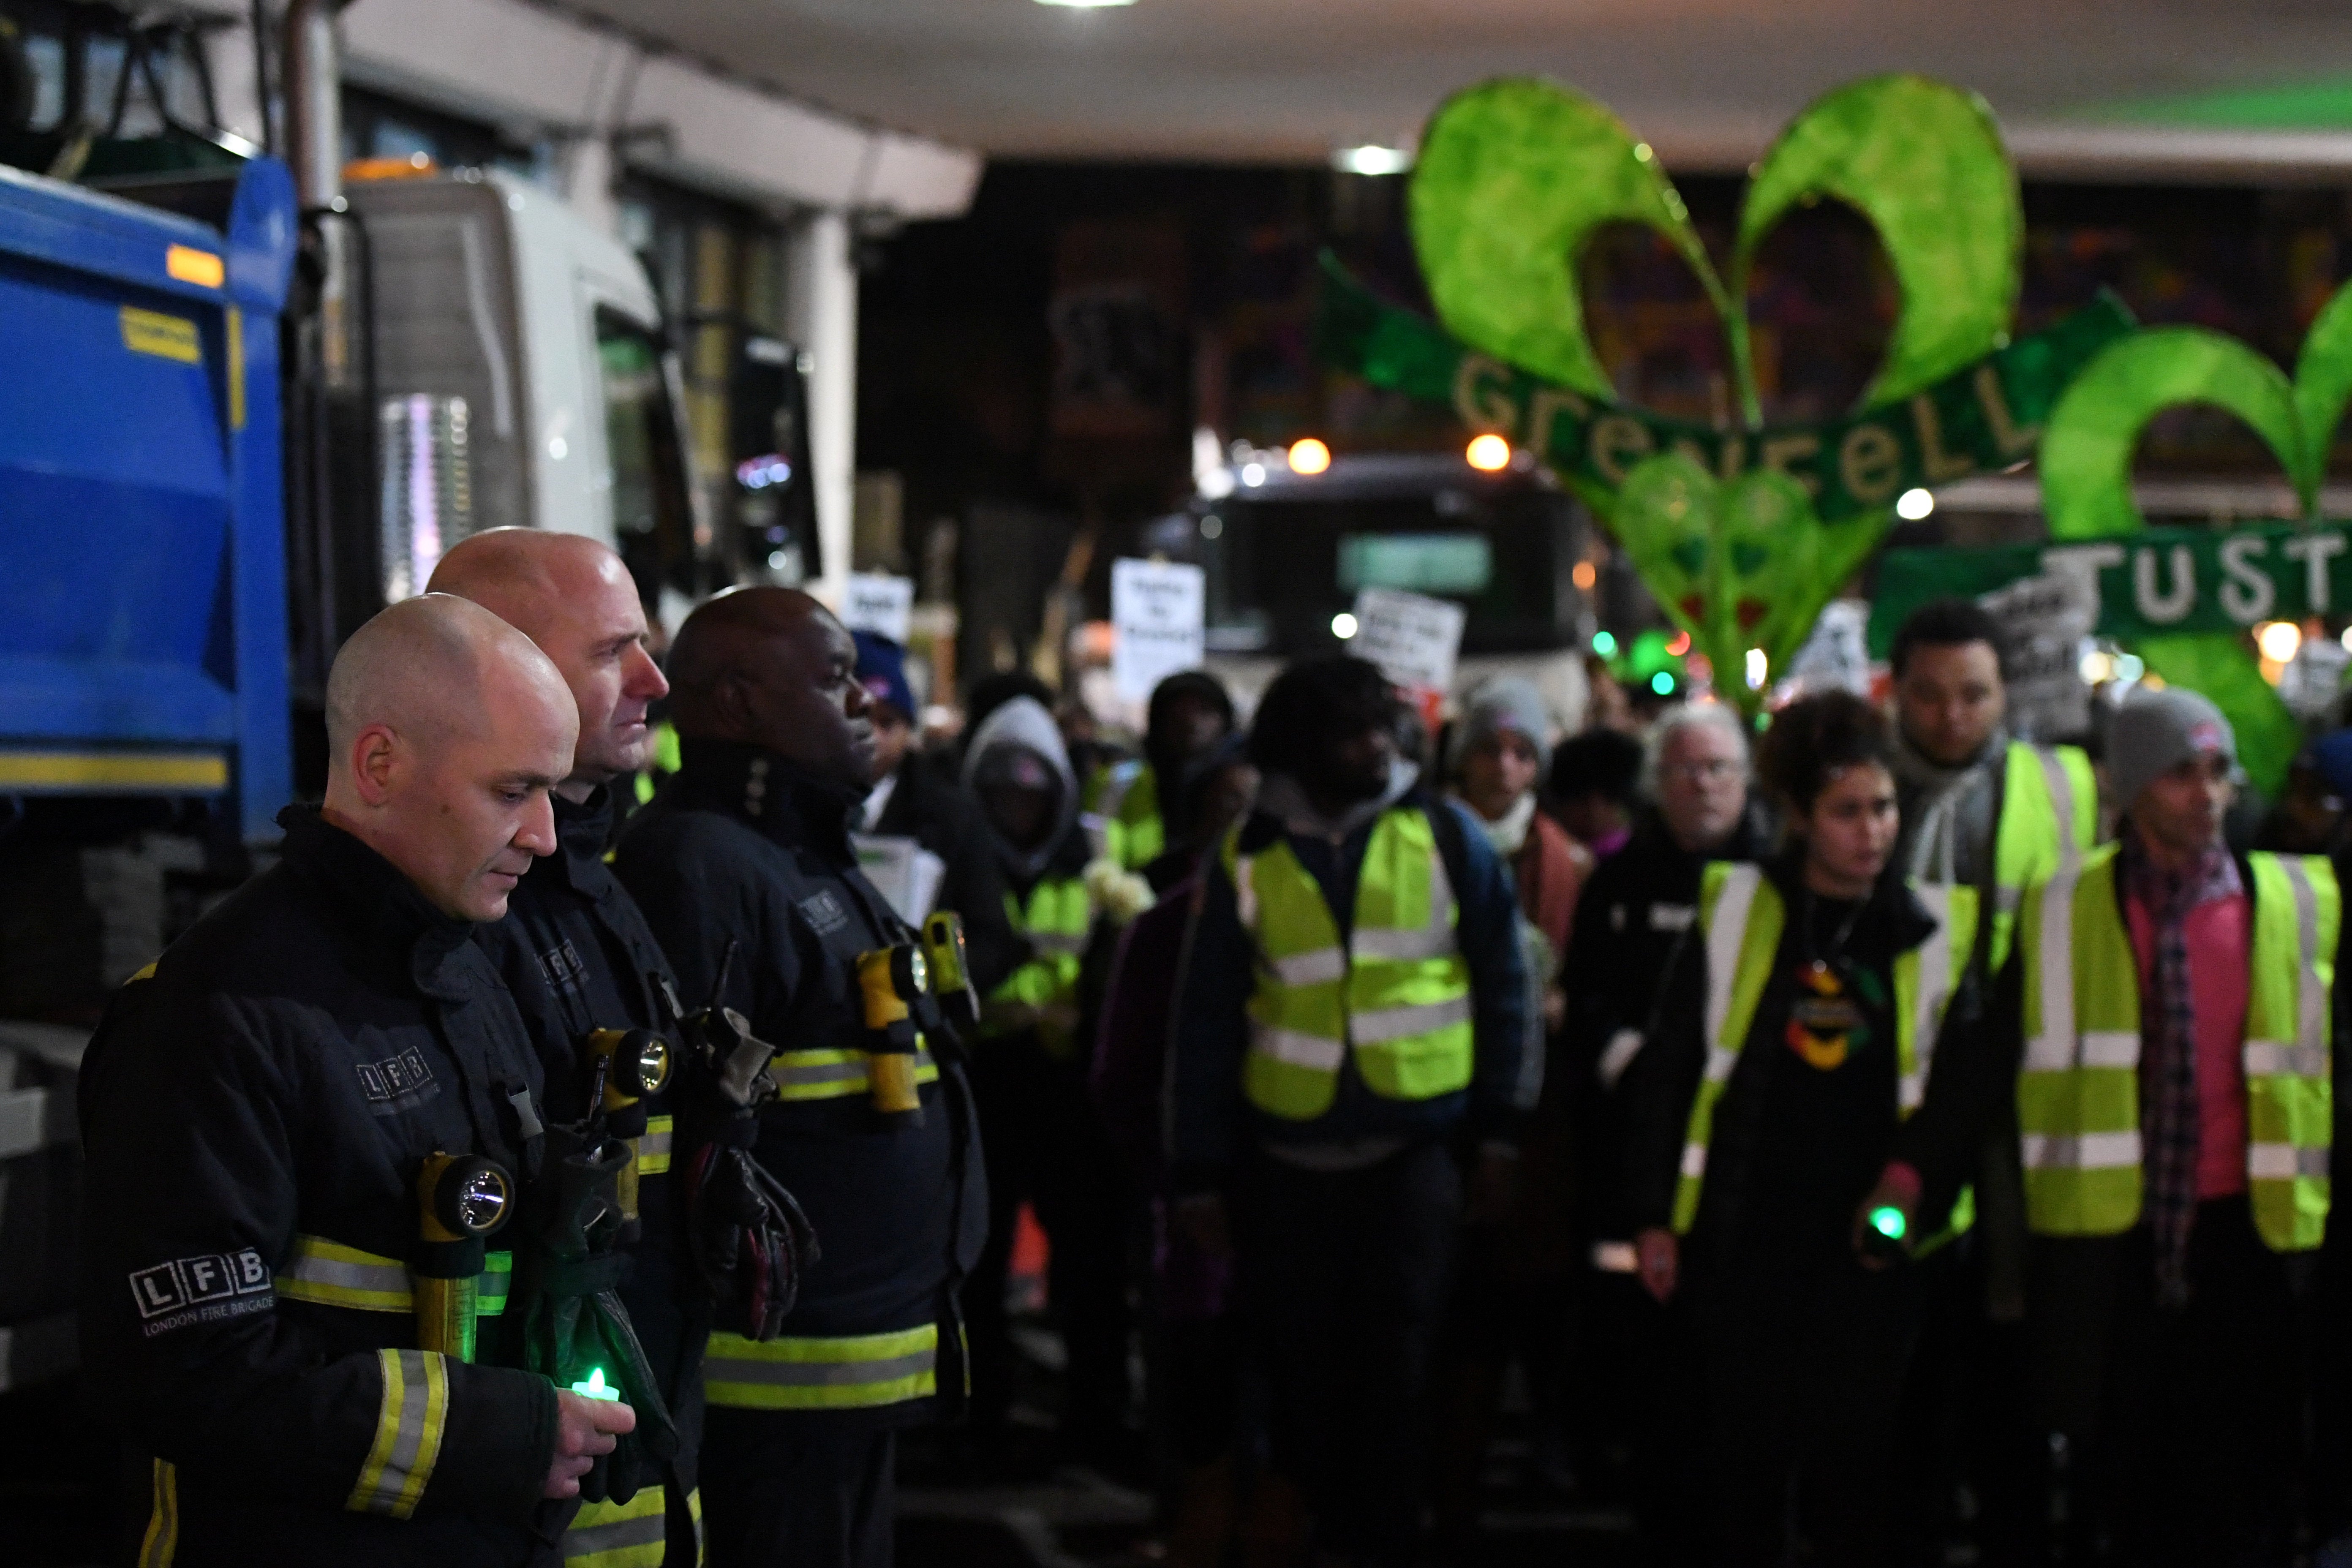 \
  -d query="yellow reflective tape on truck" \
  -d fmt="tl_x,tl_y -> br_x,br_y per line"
120,306 -> 201,364
0,751 -> 228,792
